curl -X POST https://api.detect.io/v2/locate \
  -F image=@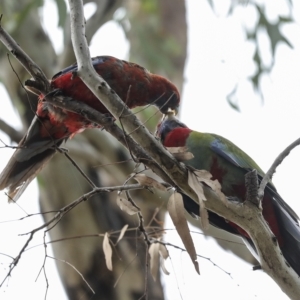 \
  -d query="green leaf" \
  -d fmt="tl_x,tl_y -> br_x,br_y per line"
266,22 -> 293,55
226,85 -> 240,112
279,16 -> 293,23
207,0 -> 214,11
